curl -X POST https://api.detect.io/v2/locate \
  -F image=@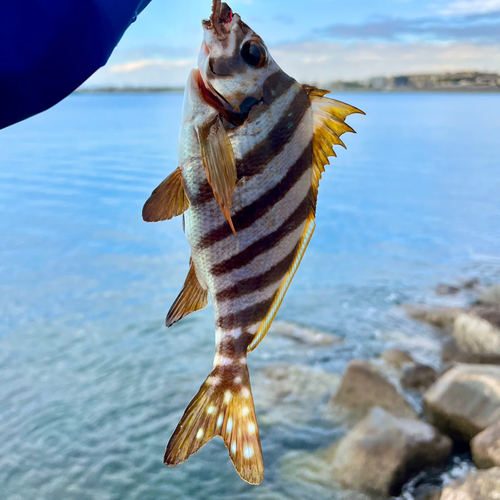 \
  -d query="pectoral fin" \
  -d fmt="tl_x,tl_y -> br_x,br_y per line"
166,259 -> 208,327
196,116 -> 237,235
304,85 -> 365,211
143,167 -> 190,222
